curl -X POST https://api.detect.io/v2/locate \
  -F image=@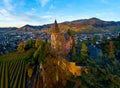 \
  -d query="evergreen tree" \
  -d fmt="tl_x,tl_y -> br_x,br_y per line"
27,39 -> 34,47
72,46 -> 77,60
